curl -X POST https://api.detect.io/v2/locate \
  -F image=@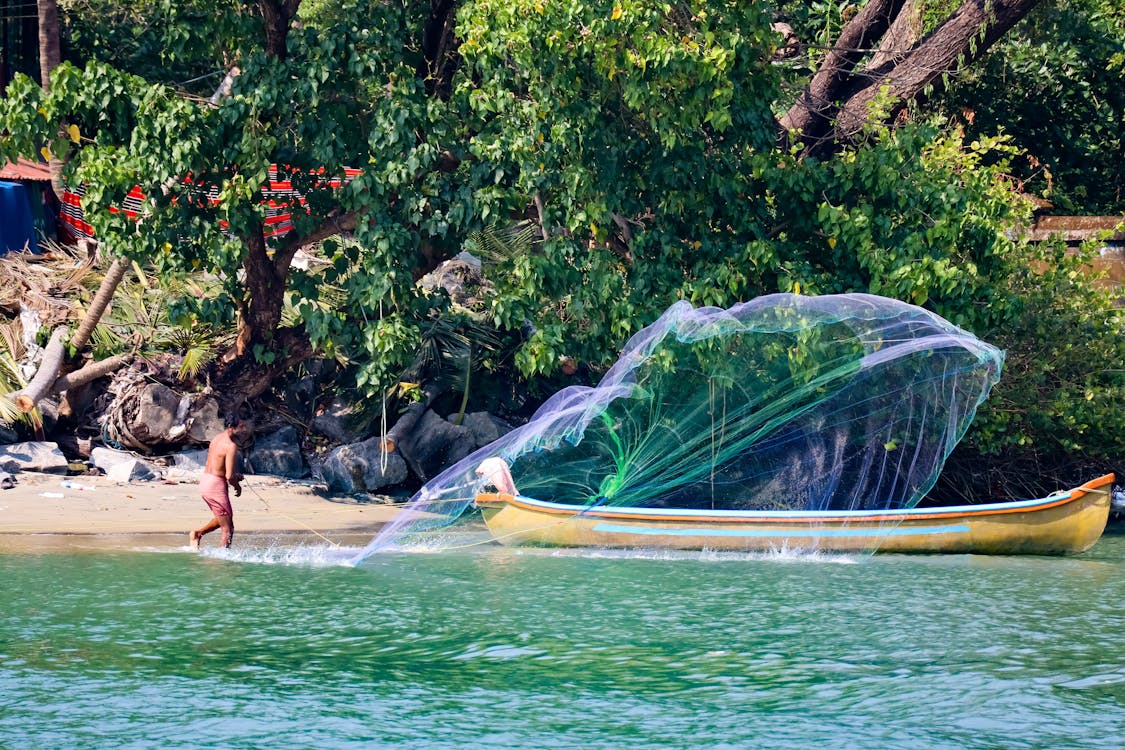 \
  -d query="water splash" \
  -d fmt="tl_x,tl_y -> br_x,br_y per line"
198,543 -> 362,567
532,544 -> 861,565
